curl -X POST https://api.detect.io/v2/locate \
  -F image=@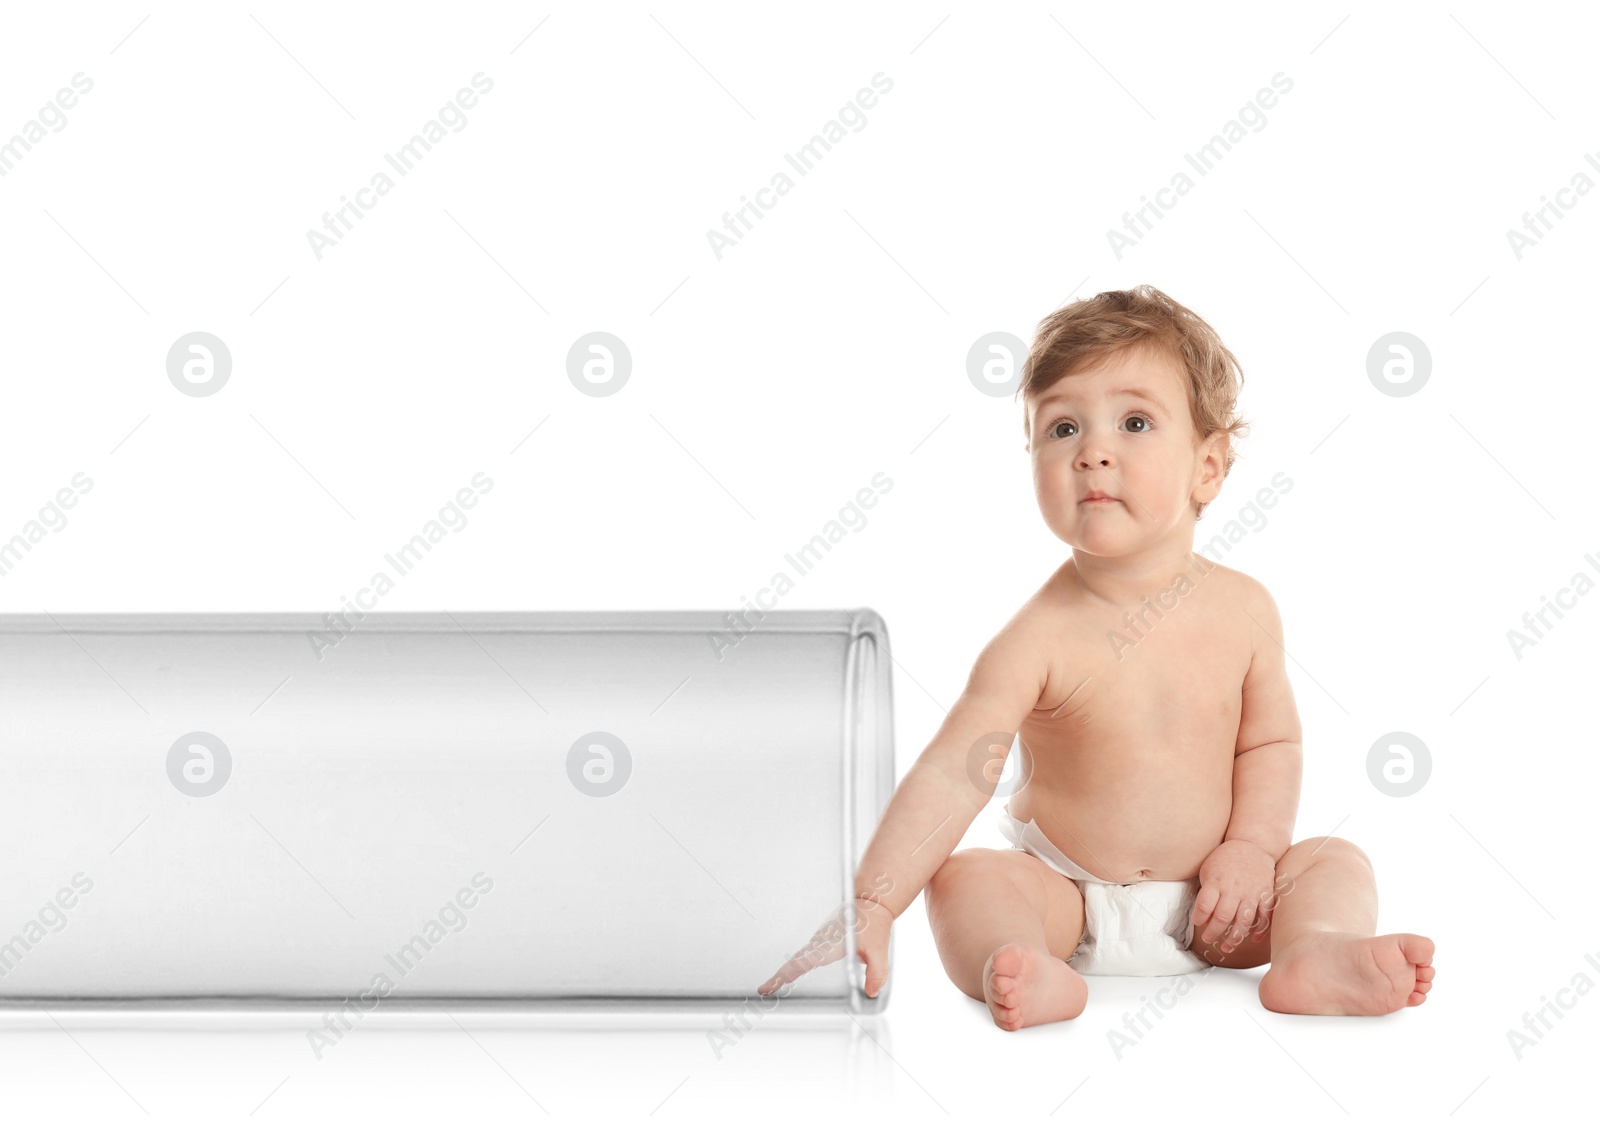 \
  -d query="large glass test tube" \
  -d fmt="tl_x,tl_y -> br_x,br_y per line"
0,610 -> 894,1013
